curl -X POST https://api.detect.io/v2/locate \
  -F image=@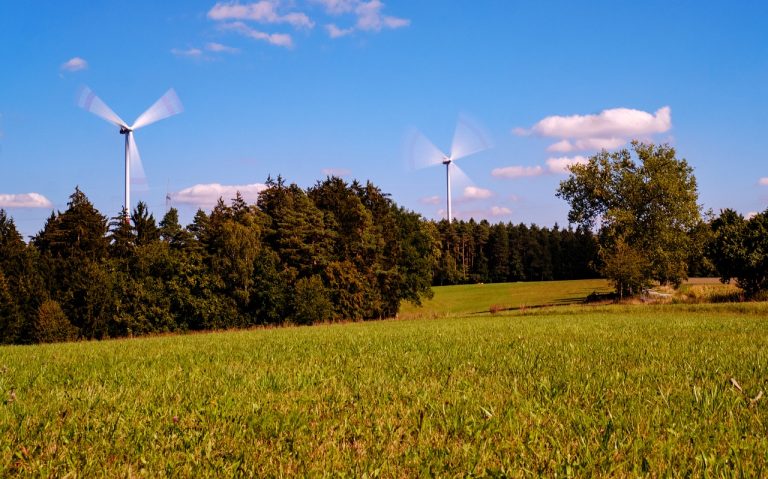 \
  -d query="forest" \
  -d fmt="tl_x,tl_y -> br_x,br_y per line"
1,171 -> 762,345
